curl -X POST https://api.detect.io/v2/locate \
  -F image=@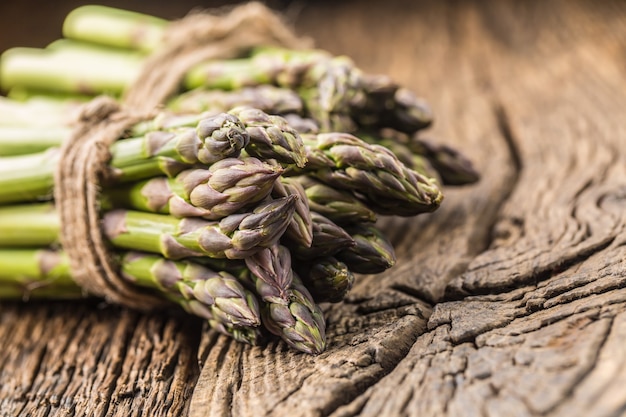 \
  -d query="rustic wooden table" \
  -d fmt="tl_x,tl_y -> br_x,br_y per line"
1,0 -> 625,416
